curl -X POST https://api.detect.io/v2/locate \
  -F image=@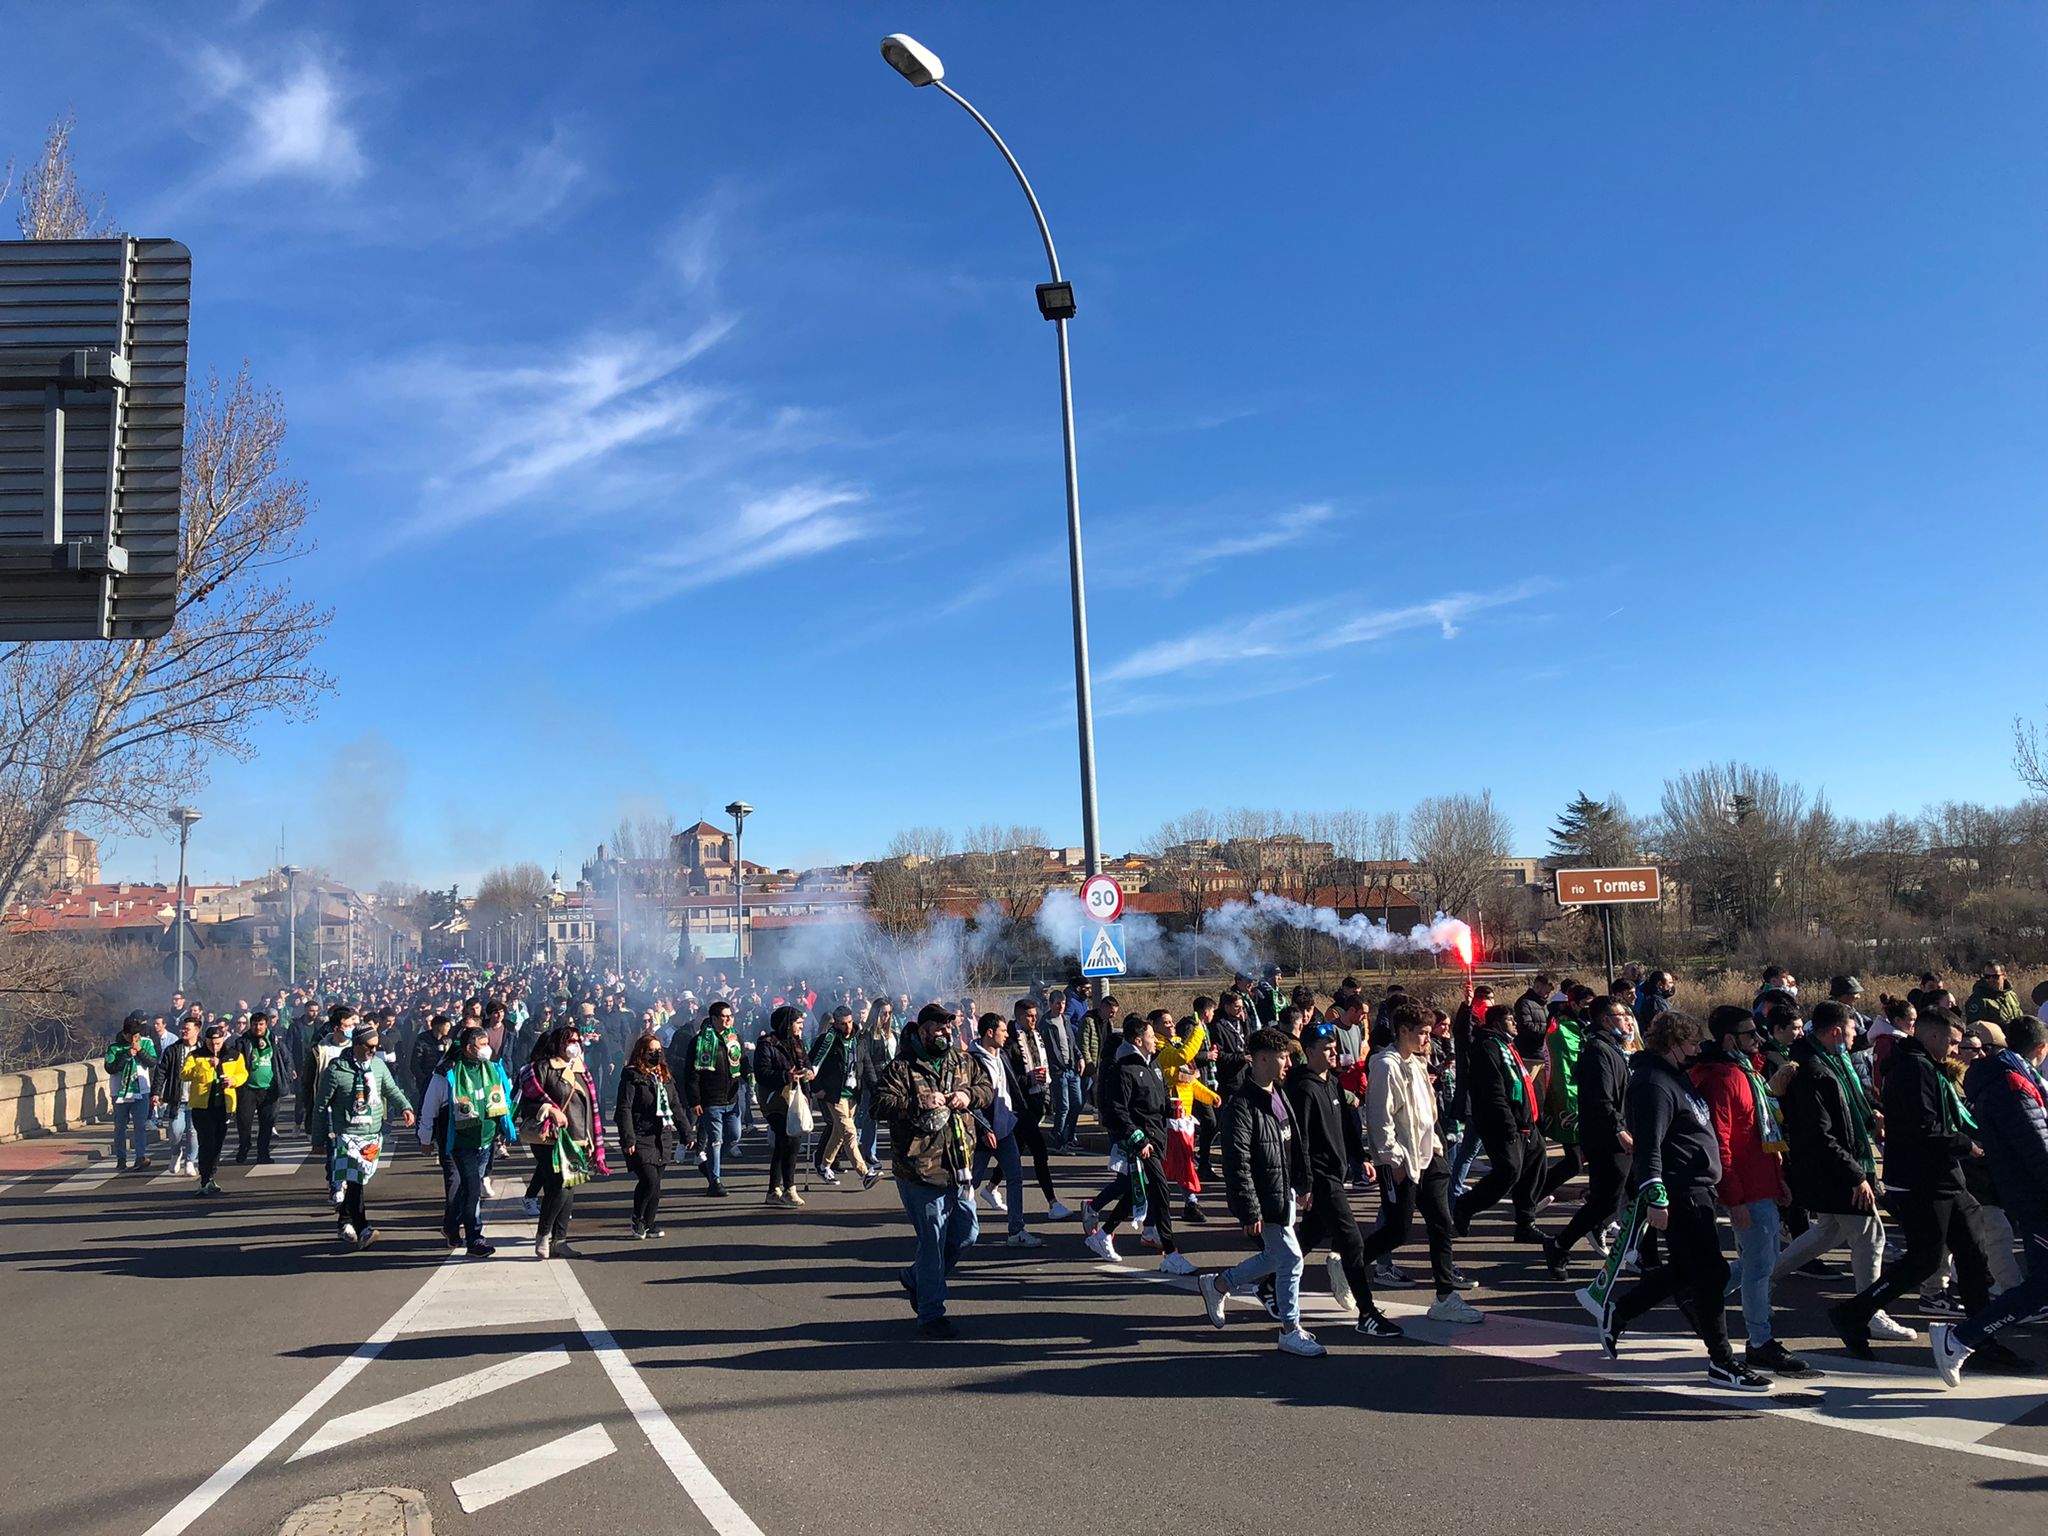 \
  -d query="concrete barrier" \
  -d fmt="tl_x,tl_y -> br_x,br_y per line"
1,1058 -> 111,1143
